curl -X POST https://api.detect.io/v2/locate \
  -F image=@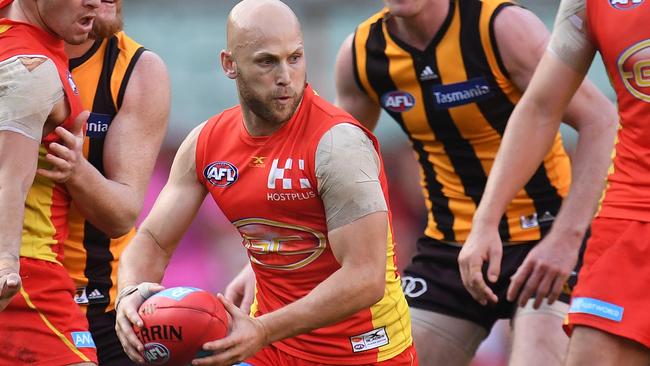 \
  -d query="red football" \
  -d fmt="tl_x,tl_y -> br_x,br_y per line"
134,287 -> 229,365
